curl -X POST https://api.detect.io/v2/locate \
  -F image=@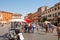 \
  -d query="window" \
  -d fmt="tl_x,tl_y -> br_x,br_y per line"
48,15 -> 50,17
58,6 -> 60,9
52,9 -> 54,11
58,12 -> 60,15
50,9 -> 51,12
50,14 -> 51,17
53,14 -> 55,17
55,8 -> 57,10
55,13 -> 57,16
48,14 -> 51,17
48,11 -> 49,13
46,11 -> 47,13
